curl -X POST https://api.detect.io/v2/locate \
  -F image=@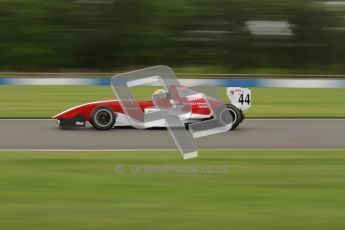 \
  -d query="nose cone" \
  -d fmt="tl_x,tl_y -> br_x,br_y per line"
52,105 -> 85,120
52,113 -> 61,119
51,100 -> 116,120
52,111 -> 68,120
